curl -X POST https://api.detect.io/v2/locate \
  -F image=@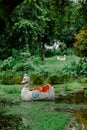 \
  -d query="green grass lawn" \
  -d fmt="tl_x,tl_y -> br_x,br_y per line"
32,54 -> 80,75
43,55 -> 79,70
